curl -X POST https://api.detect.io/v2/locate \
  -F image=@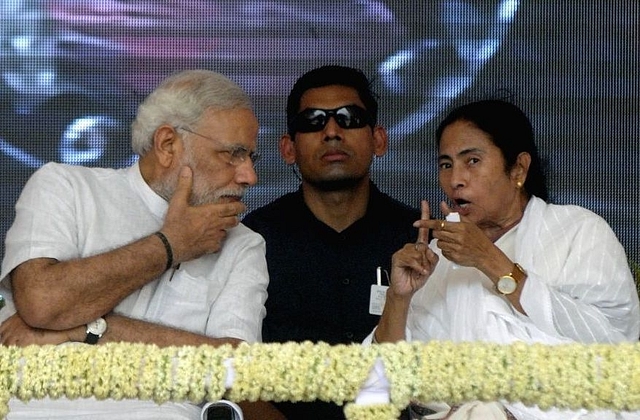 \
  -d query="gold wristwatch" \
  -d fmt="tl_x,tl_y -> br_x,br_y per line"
496,263 -> 527,295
